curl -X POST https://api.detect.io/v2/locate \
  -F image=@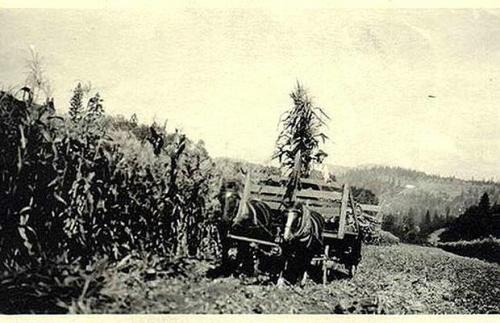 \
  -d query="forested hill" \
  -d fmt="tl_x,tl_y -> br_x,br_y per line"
334,165 -> 500,221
